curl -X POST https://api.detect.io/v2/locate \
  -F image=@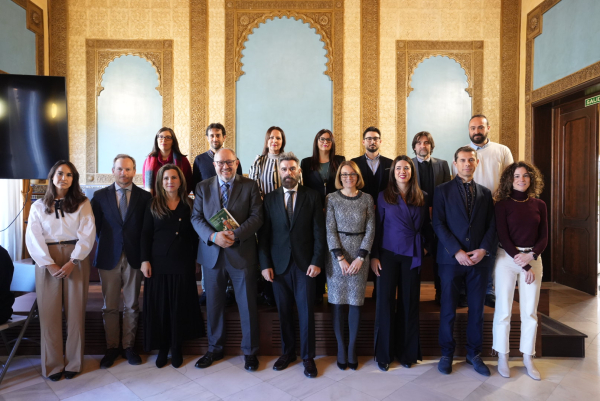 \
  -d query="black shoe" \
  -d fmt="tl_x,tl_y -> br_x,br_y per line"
337,361 -> 347,370
466,354 -> 491,377
484,294 -> 496,308
156,348 -> 169,368
63,371 -> 78,380
244,355 -> 259,371
438,356 -> 453,374
199,293 -> 207,306
124,347 -> 142,365
348,362 -> 358,370
195,351 -> 224,369
171,347 -> 183,368
458,294 -> 468,308
273,353 -> 297,371
48,372 -> 63,381
100,348 -> 120,369
303,358 -> 318,378
400,361 -> 412,369
434,292 -> 441,306
377,362 -> 389,371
